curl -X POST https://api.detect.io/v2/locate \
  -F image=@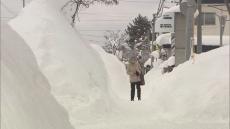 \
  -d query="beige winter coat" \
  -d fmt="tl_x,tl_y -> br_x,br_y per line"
127,62 -> 141,83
